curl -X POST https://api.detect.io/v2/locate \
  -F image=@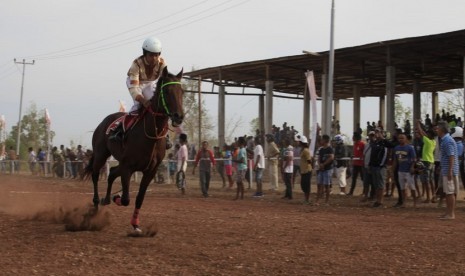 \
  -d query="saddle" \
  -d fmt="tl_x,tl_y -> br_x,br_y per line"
106,112 -> 141,135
